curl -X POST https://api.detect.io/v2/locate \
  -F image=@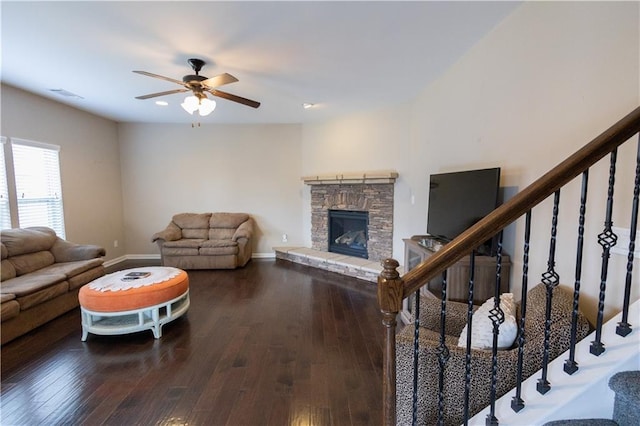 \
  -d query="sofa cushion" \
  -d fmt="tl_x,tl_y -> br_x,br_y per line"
1,259 -> 16,281
163,239 -> 205,248
164,247 -> 199,256
17,280 -> 69,310
1,243 -> 7,259
1,227 -> 57,256
457,293 -> 518,350
209,228 -> 236,240
200,240 -> 238,248
210,212 -> 249,229
199,246 -> 239,256
0,271 -> 67,297
68,265 -> 106,290
50,239 -> 105,263
173,213 -> 211,230
1,293 -> 16,303
171,213 -> 211,239
39,258 -> 104,279
182,229 -> 209,239
0,293 -> 19,322
1,299 -> 20,322
9,251 -> 56,276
